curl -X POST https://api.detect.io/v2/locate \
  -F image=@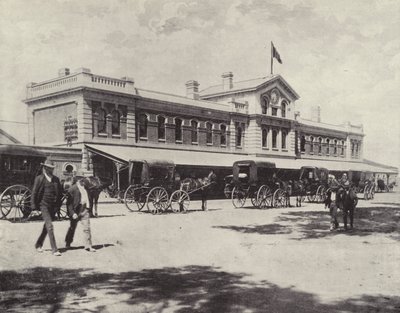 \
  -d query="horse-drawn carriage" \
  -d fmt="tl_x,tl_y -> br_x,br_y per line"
230,160 -> 287,209
299,166 -> 329,203
350,171 -> 375,200
0,145 -> 46,221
